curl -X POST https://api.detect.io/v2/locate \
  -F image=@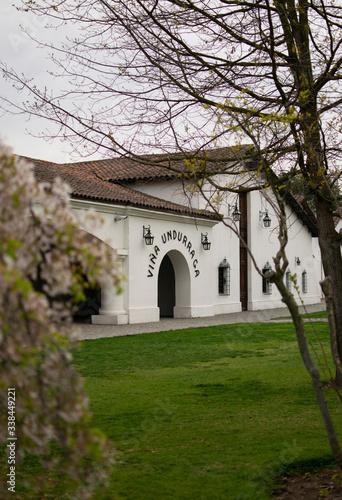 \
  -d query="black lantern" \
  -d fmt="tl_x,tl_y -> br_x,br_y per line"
259,210 -> 271,228
232,205 -> 241,222
143,225 -> 154,245
229,203 -> 241,222
295,257 -> 301,266
201,232 -> 211,250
